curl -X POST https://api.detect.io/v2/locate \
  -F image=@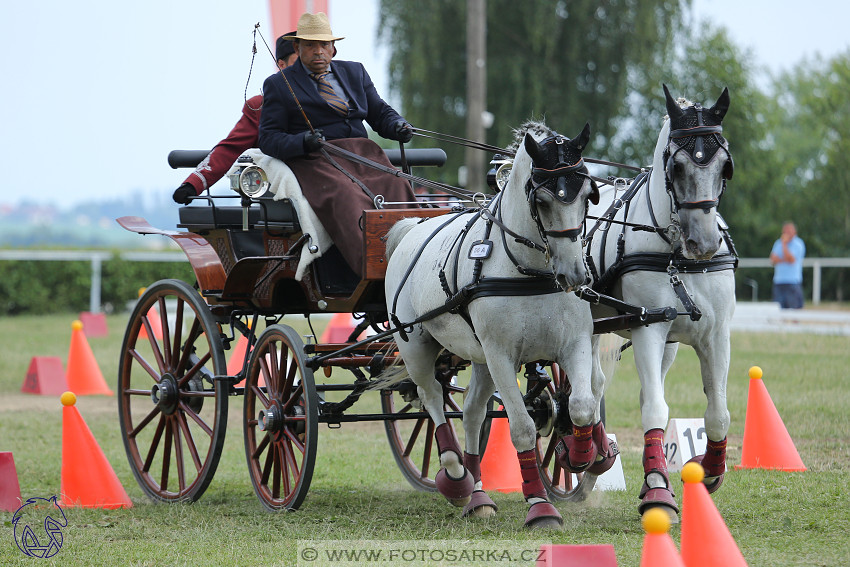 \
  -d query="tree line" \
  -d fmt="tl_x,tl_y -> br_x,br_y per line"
379,0 -> 849,300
